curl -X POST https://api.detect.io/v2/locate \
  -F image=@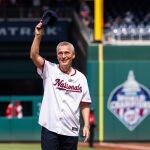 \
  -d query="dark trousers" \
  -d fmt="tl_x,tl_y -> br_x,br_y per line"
41,127 -> 78,150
